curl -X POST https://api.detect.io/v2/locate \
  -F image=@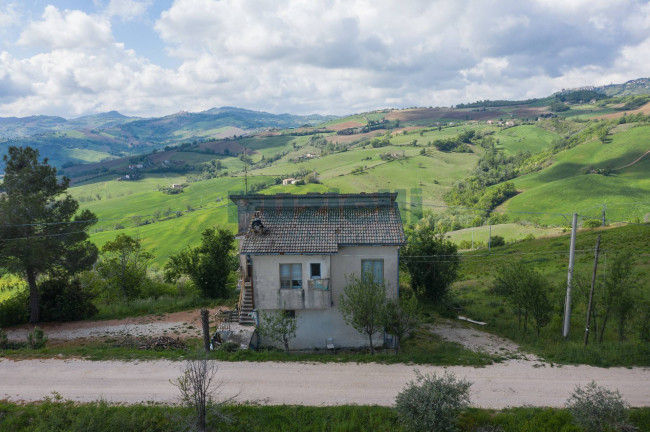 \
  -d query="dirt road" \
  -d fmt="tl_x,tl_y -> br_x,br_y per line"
1,358 -> 648,408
